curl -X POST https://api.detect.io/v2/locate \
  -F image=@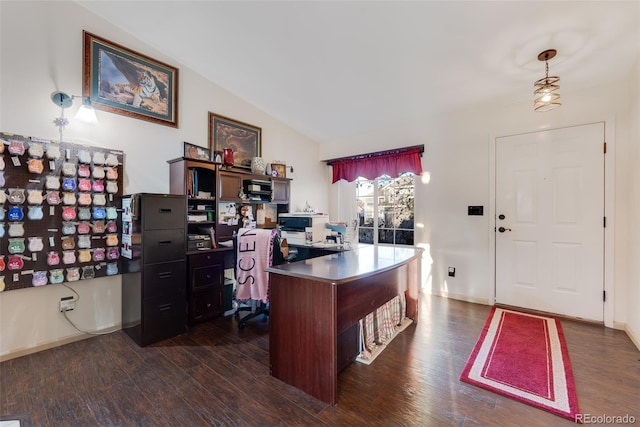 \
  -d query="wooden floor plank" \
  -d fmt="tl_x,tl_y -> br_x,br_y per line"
1,294 -> 638,426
